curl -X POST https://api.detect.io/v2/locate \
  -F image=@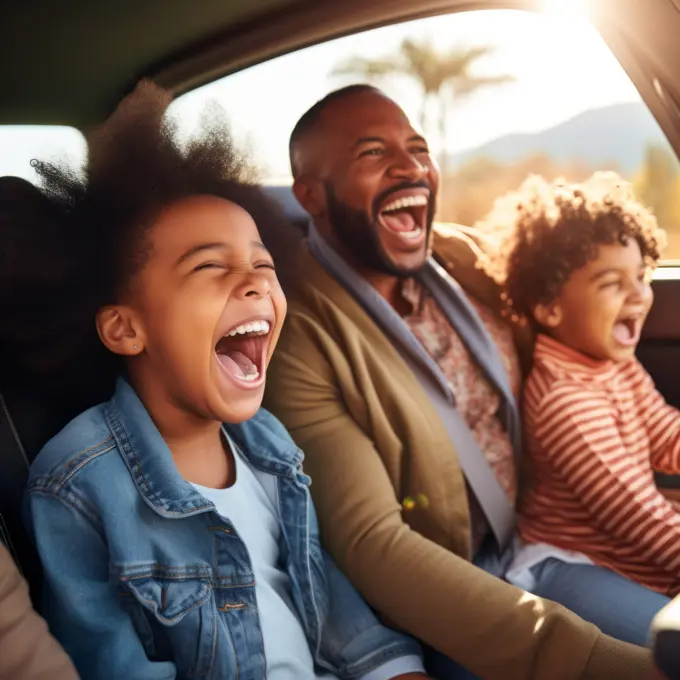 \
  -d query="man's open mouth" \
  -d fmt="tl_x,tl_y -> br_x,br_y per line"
215,319 -> 271,384
377,191 -> 429,243
612,315 -> 642,347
